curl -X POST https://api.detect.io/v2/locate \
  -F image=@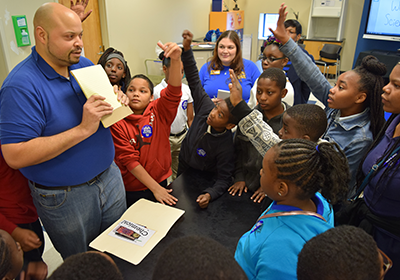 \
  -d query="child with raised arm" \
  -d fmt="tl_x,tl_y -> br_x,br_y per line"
110,42 -> 182,207
235,139 -> 349,279
153,51 -> 194,181
229,68 -> 289,204
271,4 -> 386,197
179,30 -> 245,208
229,102 -> 328,204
